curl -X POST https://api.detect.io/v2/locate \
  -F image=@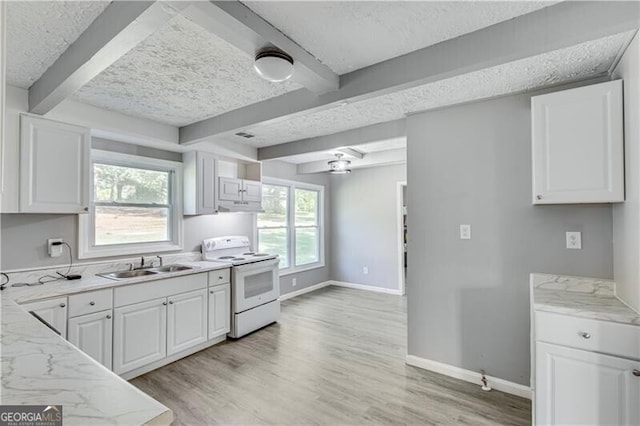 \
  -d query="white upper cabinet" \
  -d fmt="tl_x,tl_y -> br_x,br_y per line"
183,151 -> 217,215
531,80 -> 624,204
20,114 -> 90,213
